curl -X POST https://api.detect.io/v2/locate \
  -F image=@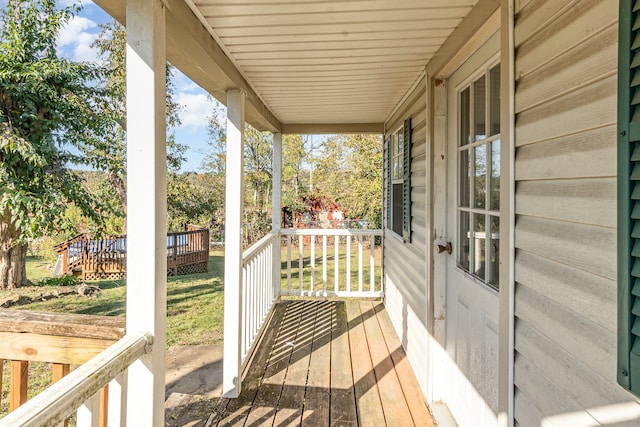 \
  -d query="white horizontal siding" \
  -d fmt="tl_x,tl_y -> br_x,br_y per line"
513,0 -> 640,424
383,78 -> 428,395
